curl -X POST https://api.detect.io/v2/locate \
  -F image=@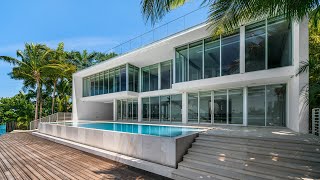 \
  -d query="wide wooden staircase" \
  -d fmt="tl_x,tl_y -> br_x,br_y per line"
172,133 -> 320,180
